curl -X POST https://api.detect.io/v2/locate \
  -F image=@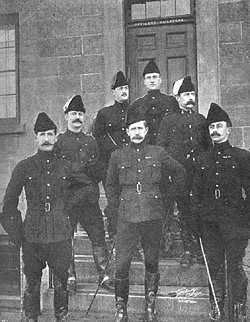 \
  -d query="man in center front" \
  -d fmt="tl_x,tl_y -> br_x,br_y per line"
106,107 -> 186,322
